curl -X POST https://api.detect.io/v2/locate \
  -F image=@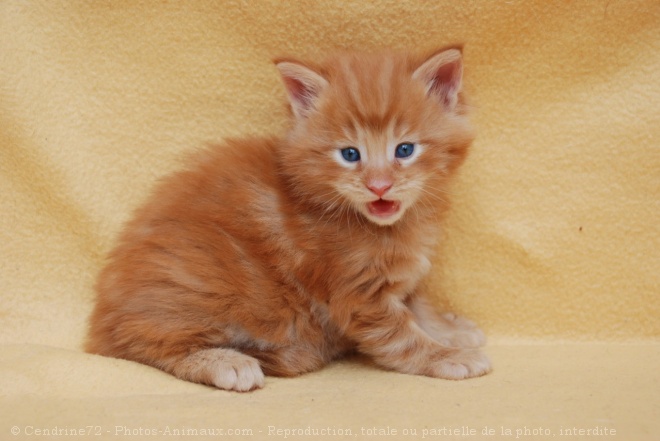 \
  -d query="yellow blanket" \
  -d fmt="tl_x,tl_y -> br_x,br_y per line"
1,1 -> 658,439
